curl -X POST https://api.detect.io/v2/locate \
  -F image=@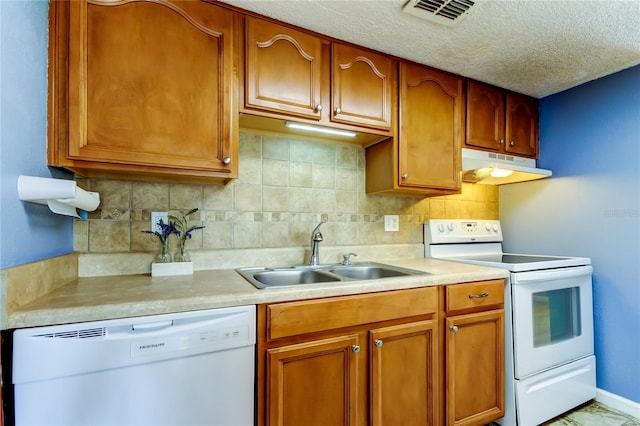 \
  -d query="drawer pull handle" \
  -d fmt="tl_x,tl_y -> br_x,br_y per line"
468,292 -> 489,299
374,339 -> 383,348
450,325 -> 459,333
351,345 -> 361,353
